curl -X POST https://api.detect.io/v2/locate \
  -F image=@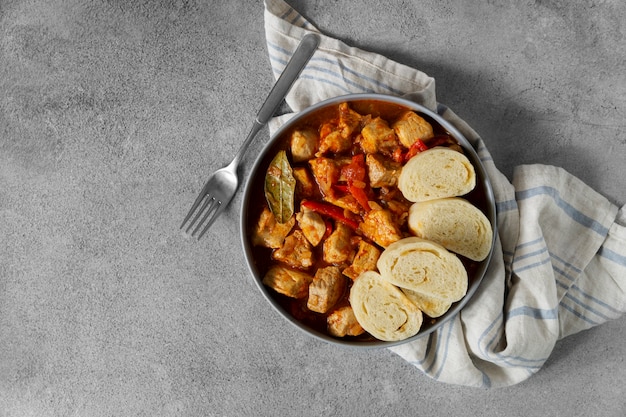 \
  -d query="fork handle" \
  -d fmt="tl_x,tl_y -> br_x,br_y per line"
231,33 -> 320,167
256,33 -> 320,124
